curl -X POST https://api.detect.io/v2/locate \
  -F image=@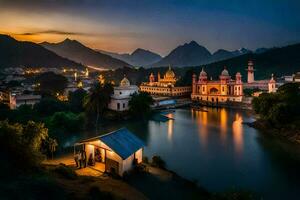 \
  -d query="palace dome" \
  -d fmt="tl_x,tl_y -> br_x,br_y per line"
221,68 -> 229,76
200,68 -> 207,76
165,66 -> 175,79
120,76 -> 130,87
236,72 -> 241,77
